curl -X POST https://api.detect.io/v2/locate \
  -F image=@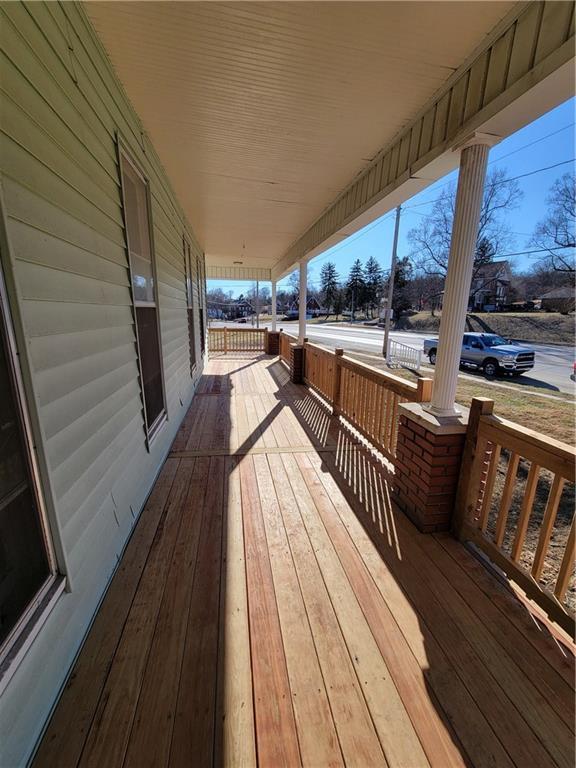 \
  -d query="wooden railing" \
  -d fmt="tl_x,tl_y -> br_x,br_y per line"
302,342 -> 336,403
335,354 -> 432,461
455,398 -> 575,634
279,330 -> 297,364
208,327 -> 267,353
277,333 -> 432,462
